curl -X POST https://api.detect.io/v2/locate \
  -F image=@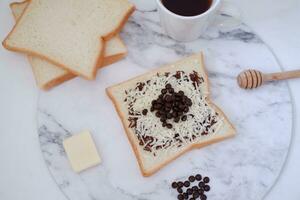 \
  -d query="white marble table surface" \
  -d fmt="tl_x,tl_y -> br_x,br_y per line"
0,0 -> 299,200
